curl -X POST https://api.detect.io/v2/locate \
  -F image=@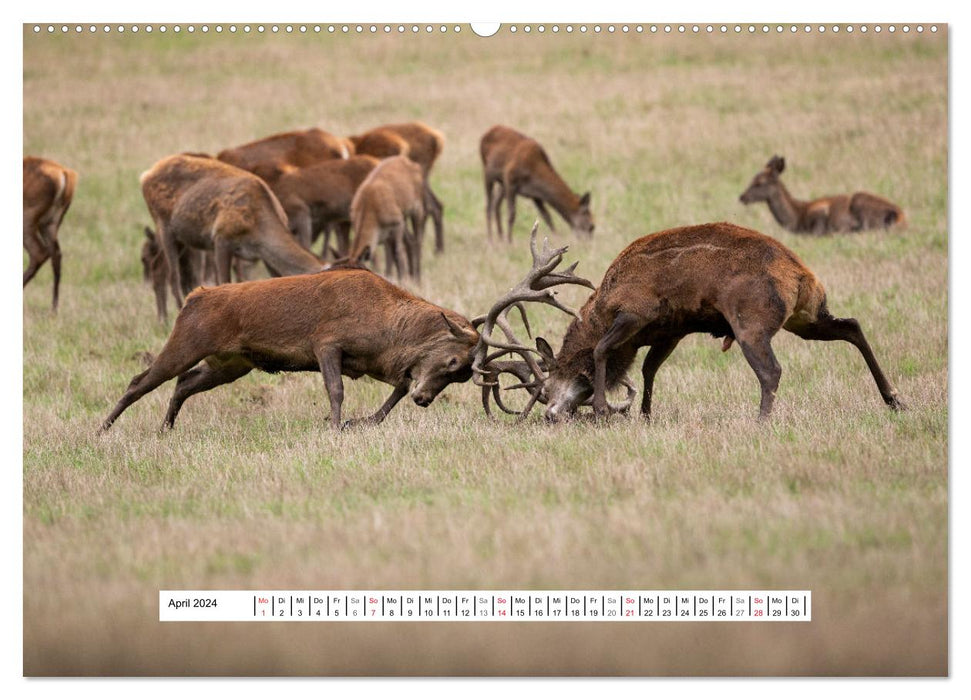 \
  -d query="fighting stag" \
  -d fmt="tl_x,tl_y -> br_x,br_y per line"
470,223 -> 635,420
475,222 -> 904,423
